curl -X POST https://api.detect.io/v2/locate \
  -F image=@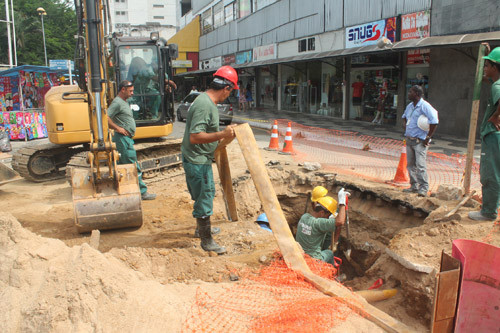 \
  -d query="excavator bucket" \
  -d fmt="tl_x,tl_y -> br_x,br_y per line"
0,163 -> 22,186
71,163 -> 143,233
